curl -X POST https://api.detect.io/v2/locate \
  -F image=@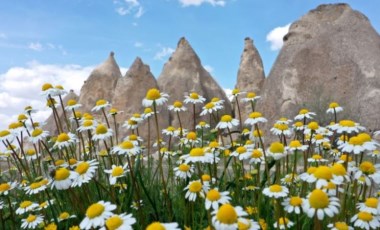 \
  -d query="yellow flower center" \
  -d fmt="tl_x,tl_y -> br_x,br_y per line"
120,141 -> 134,149
67,99 -> 77,106
313,166 -> 333,180
220,115 -> 232,122
216,204 -> 238,224
334,222 -> 349,230
55,159 -> 65,166
277,123 -> 289,131
299,109 -> 309,114
20,201 -> 33,208
133,113 -> 141,118
236,146 -> 246,154
26,149 -> 36,156
55,168 -> 70,181
237,220 -> 250,230
348,136 -> 364,146
144,108 -> 153,114
358,211 -> 373,221
246,92 -> 256,98
189,181 -> 202,193
205,102 -> 215,109
187,132 -> 197,140
331,164 -> 346,176
146,88 -> 161,100
106,215 -> 124,230
253,129 -> 263,137
9,122 -> 23,129
339,120 -> 355,127
329,102 -> 340,108
199,121 -> 207,126
269,142 -> 284,153
209,141 -> 219,148
83,113 -> 93,120
26,214 -> 37,223
358,133 -> 371,142
232,89 -> 240,95
278,217 -> 289,225
59,212 -> 70,220
42,83 -> 53,91
95,99 -> 107,106
190,92 -> 199,99
55,85 -> 64,90
96,125 -> 108,135
309,189 -> 329,209
128,119 -> 137,125
0,183 -> 10,192
289,197 -> 302,206
173,101 -> 183,108
31,128 -> 44,137
314,134 -> 323,140
25,105 -> 32,111
109,108 -> 118,114
146,222 -> 165,230
0,130 -> 10,137
312,154 -> 322,160
179,164 -> 190,172
289,140 -> 302,148
112,166 -> 124,177
75,162 -> 90,175
365,198 -> 378,208
308,121 -> 319,130
57,133 -> 70,142
360,161 -> 376,174
189,148 -> 204,157
202,174 -> 211,181
251,149 -> 262,158
324,182 -> 336,190
29,182 -> 42,189
86,203 -> 105,219
82,120 -> 93,127
249,112 -> 262,119
269,184 -> 283,193
207,189 -> 221,201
